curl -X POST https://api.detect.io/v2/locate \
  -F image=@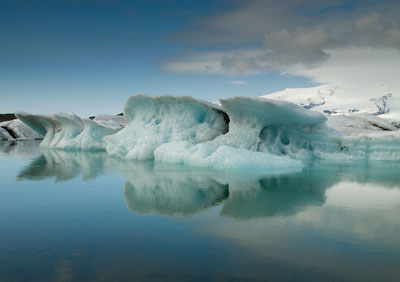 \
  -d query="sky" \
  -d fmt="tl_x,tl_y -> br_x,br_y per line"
1,0 -> 400,116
